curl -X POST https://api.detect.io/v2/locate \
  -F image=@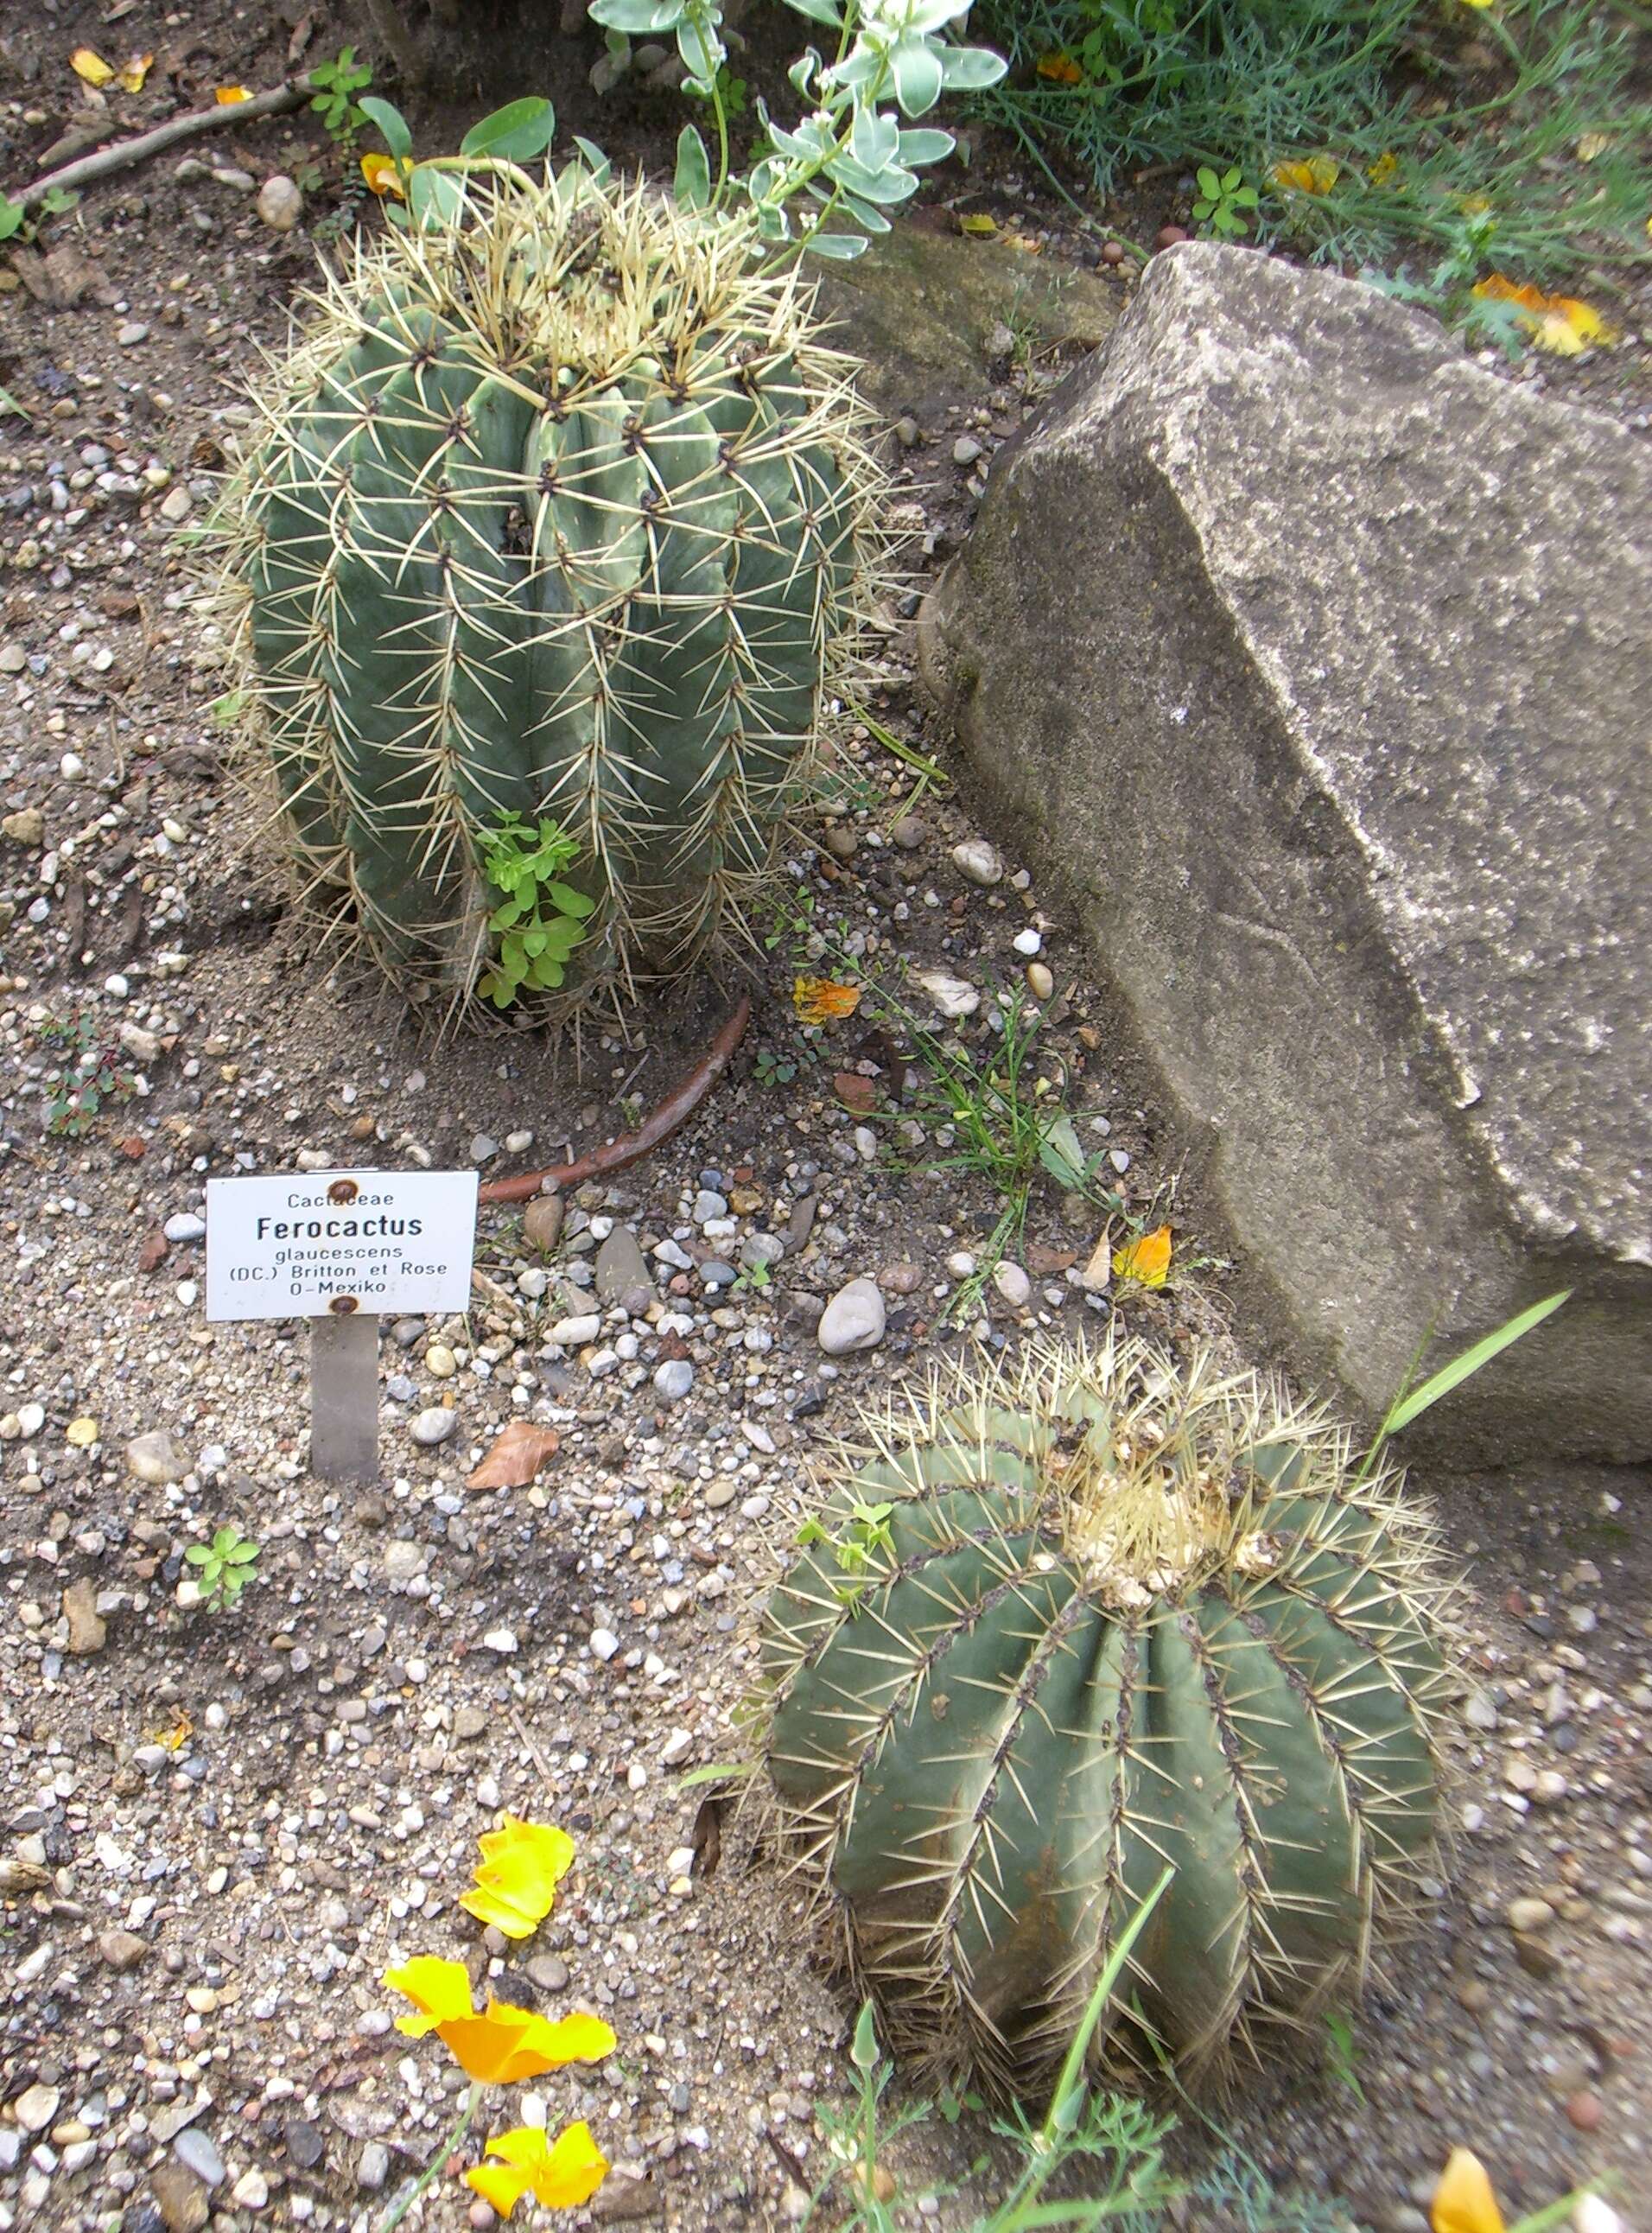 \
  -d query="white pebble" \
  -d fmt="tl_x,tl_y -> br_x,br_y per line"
590,1628 -> 620,1662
